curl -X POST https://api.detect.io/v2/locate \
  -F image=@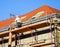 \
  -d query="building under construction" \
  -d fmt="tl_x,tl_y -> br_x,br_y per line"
0,5 -> 60,47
